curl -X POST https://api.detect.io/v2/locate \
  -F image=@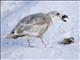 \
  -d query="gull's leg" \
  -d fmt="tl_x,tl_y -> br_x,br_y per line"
27,39 -> 34,48
40,37 -> 47,48
27,39 -> 30,47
